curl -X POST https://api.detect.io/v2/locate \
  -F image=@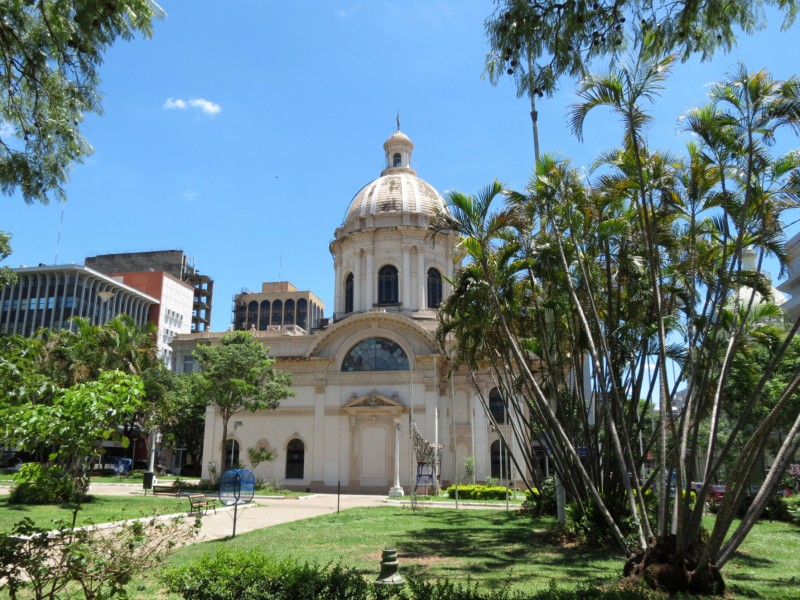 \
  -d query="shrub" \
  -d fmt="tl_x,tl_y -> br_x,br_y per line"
785,494 -> 800,525
0,515 -> 198,599
8,463 -> 77,505
536,477 -> 558,516
445,484 -> 510,501
517,487 -> 546,517
163,548 -> 370,600
247,446 -> 274,468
